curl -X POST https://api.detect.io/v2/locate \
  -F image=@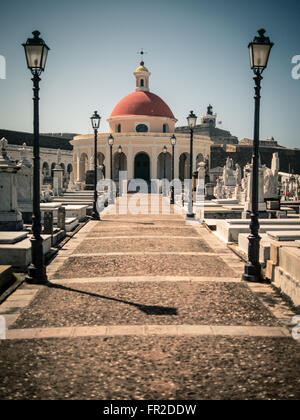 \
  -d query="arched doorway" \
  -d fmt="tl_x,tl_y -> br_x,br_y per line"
134,152 -> 150,181
97,152 -> 105,178
51,162 -> 56,178
79,153 -> 88,181
179,153 -> 190,181
42,162 -> 49,177
157,152 -> 171,180
67,163 -> 73,175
